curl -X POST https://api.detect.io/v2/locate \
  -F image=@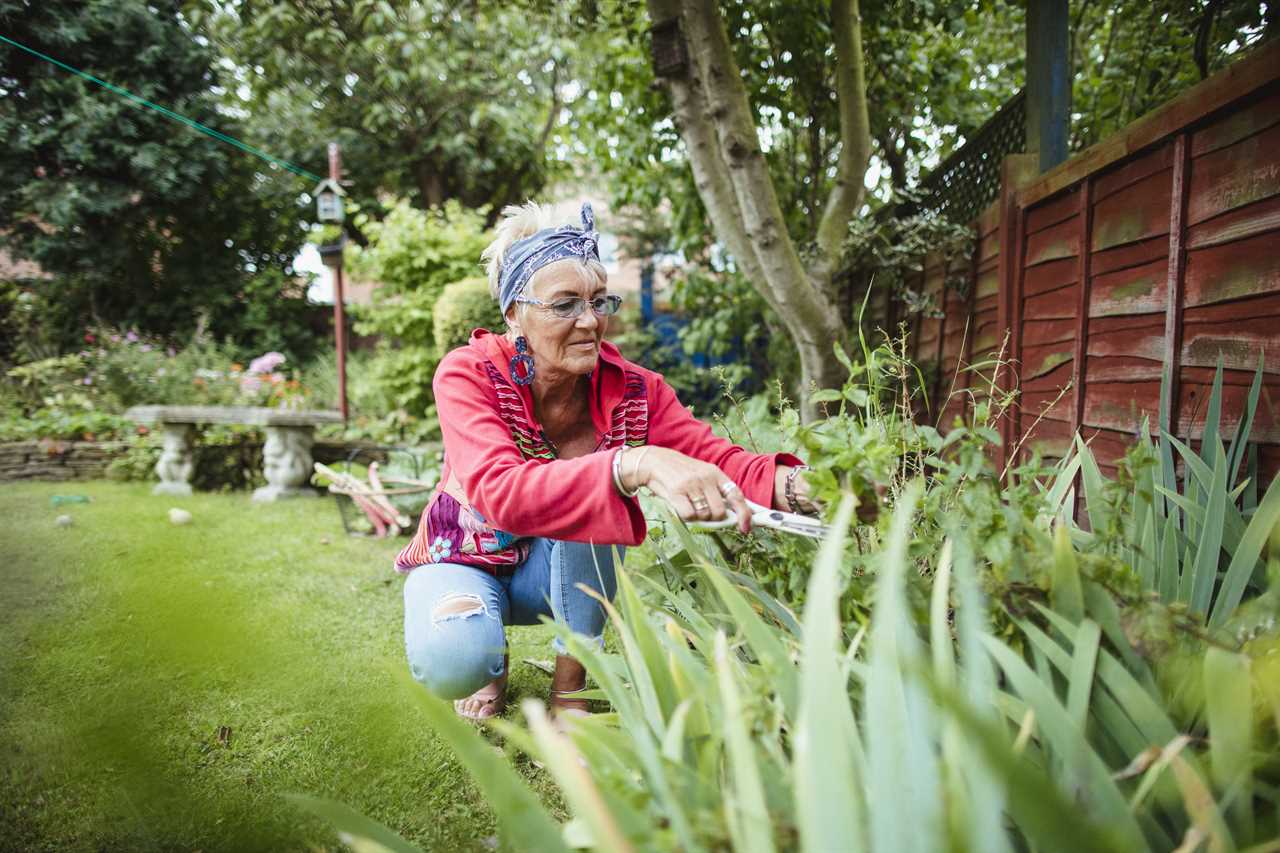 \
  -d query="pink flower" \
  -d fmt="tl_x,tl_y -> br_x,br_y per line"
84,332 -> 96,344
126,330 -> 139,343
140,344 -> 152,352
110,335 -> 121,343
248,351 -> 287,375
82,376 -> 93,385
